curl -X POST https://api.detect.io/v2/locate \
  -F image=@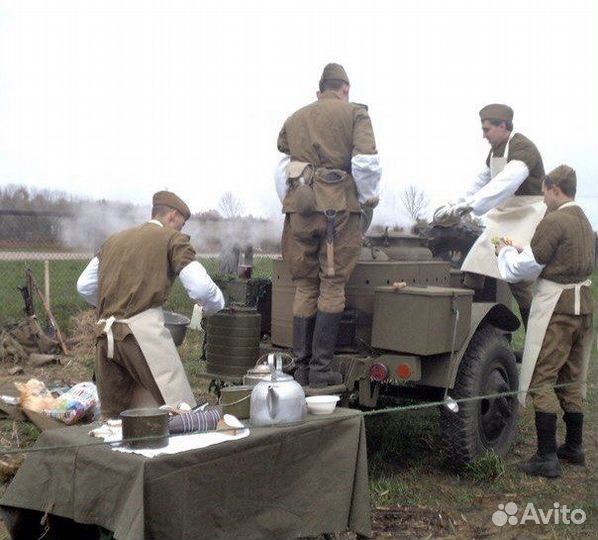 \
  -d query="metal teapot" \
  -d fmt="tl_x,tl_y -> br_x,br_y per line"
249,354 -> 307,426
